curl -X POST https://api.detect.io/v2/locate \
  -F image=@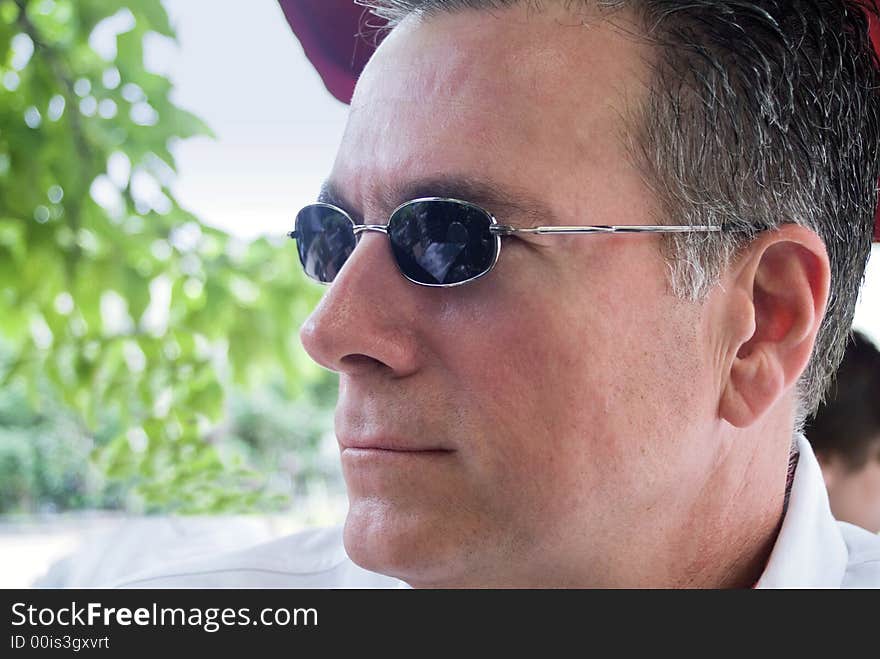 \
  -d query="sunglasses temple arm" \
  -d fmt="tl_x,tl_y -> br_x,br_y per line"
491,225 -> 724,235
